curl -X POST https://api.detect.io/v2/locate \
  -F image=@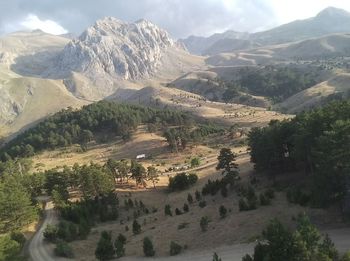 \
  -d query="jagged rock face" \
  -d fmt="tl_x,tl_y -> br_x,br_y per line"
57,17 -> 174,80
